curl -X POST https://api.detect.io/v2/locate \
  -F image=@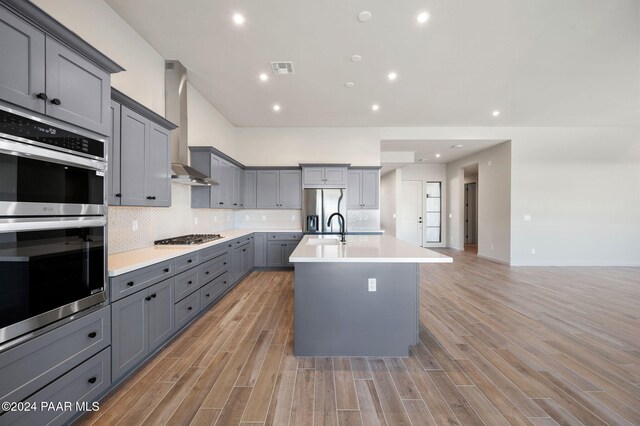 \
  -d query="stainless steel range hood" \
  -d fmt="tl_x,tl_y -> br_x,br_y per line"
165,60 -> 217,186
